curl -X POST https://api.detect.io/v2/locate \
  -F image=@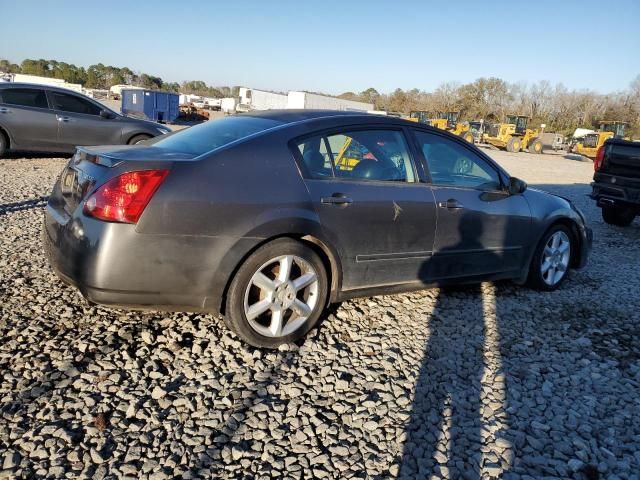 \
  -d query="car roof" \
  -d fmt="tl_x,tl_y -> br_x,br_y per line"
243,109 -> 417,126
0,82 -> 87,96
